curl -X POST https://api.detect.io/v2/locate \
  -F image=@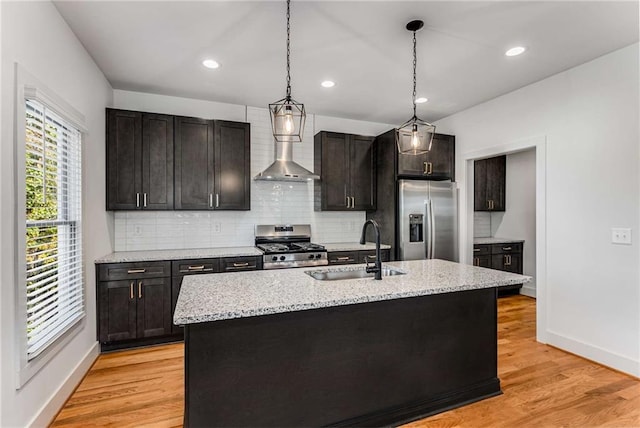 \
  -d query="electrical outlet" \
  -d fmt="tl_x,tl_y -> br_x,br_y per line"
213,222 -> 221,233
134,225 -> 142,236
611,228 -> 632,245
